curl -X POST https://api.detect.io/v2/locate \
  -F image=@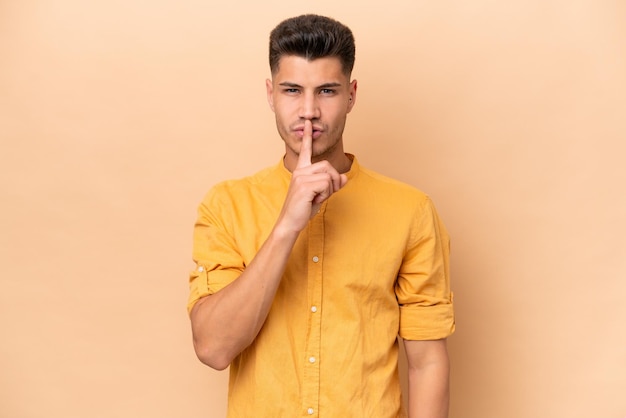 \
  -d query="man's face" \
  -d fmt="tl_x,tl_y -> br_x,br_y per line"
266,55 -> 357,170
